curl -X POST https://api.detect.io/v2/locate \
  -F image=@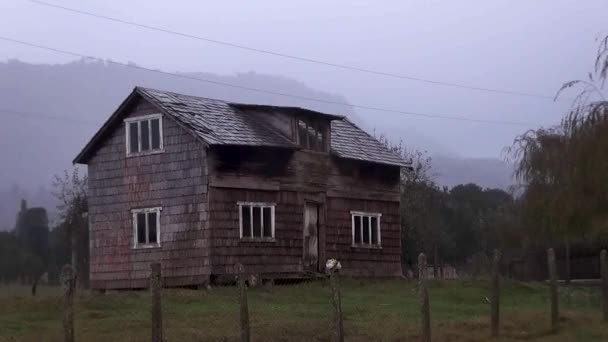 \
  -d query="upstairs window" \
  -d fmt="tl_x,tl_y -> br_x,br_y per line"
297,119 -> 326,152
239,202 -> 275,240
132,207 -> 162,248
351,211 -> 381,247
125,114 -> 163,156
